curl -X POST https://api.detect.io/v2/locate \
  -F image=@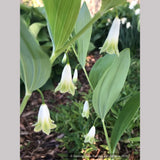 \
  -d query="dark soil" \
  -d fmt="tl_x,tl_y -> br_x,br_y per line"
20,51 -> 139,160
